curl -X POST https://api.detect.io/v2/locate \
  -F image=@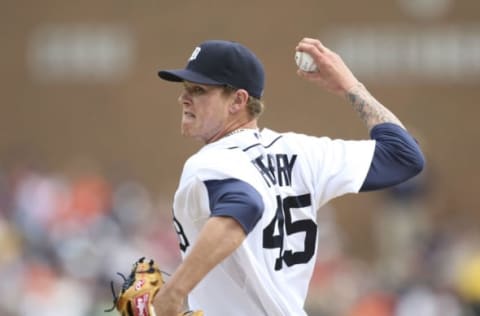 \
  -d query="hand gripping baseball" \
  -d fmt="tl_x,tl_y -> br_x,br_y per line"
105,257 -> 204,316
295,37 -> 359,96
